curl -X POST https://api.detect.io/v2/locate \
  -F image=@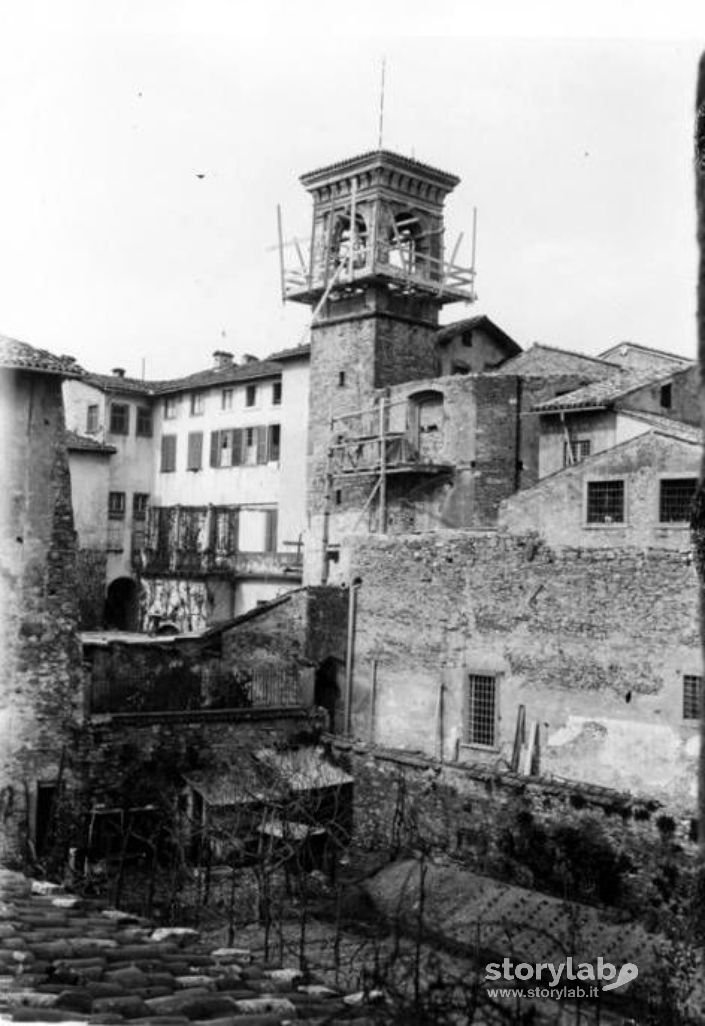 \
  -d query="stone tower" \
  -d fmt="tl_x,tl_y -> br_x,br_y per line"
284,150 -> 475,579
